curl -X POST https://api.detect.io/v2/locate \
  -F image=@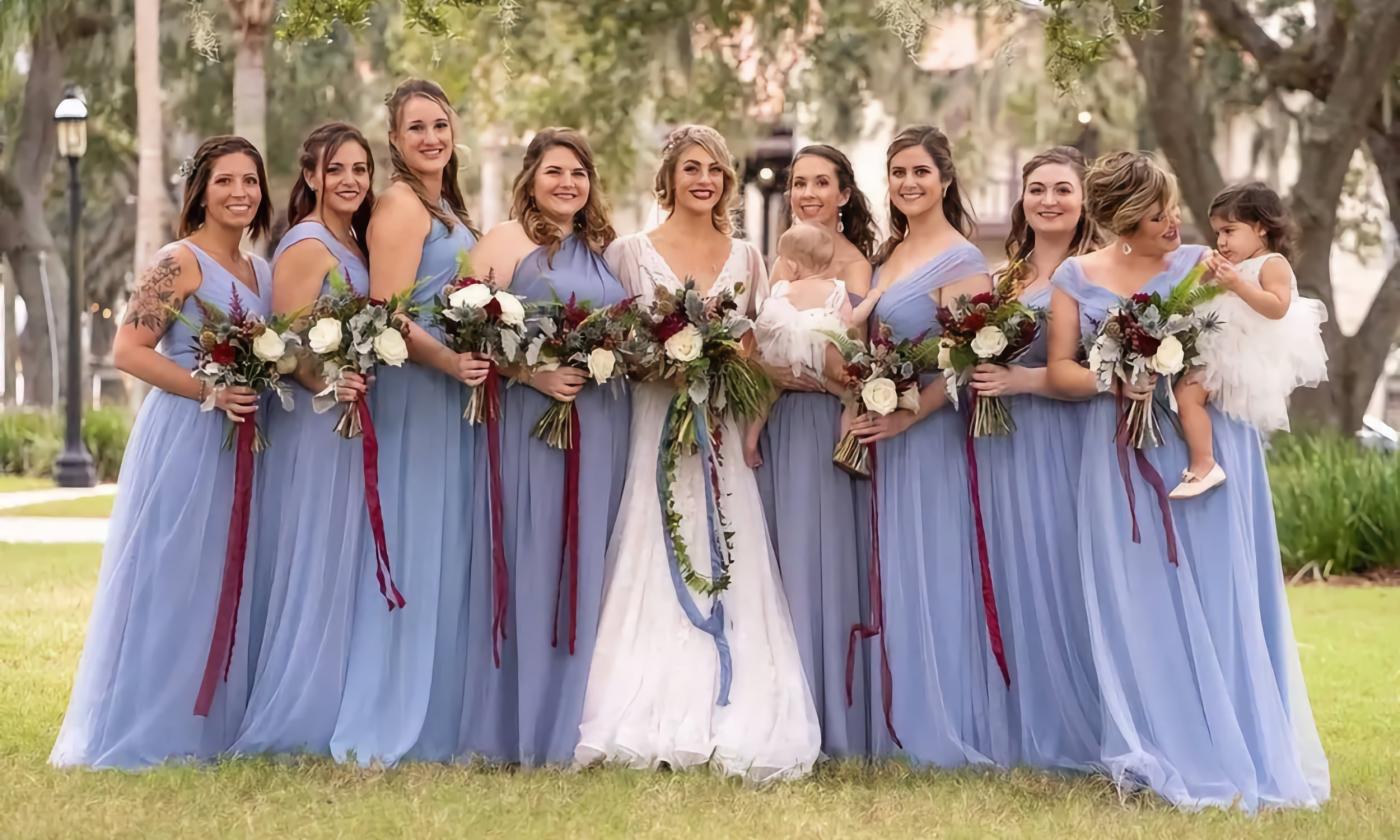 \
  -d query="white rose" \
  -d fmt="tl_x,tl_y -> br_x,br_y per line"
275,353 -> 299,374
373,328 -> 409,366
252,328 -> 286,363
307,317 -> 344,355
897,385 -> 921,413
587,347 -> 617,384
861,377 -> 899,415
663,324 -> 703,363
448,282 -> 493,310
970,326 -> 1008,360
494,291 -> 526,326
937,337 -> 955,370
1149,334 -> 1185,375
